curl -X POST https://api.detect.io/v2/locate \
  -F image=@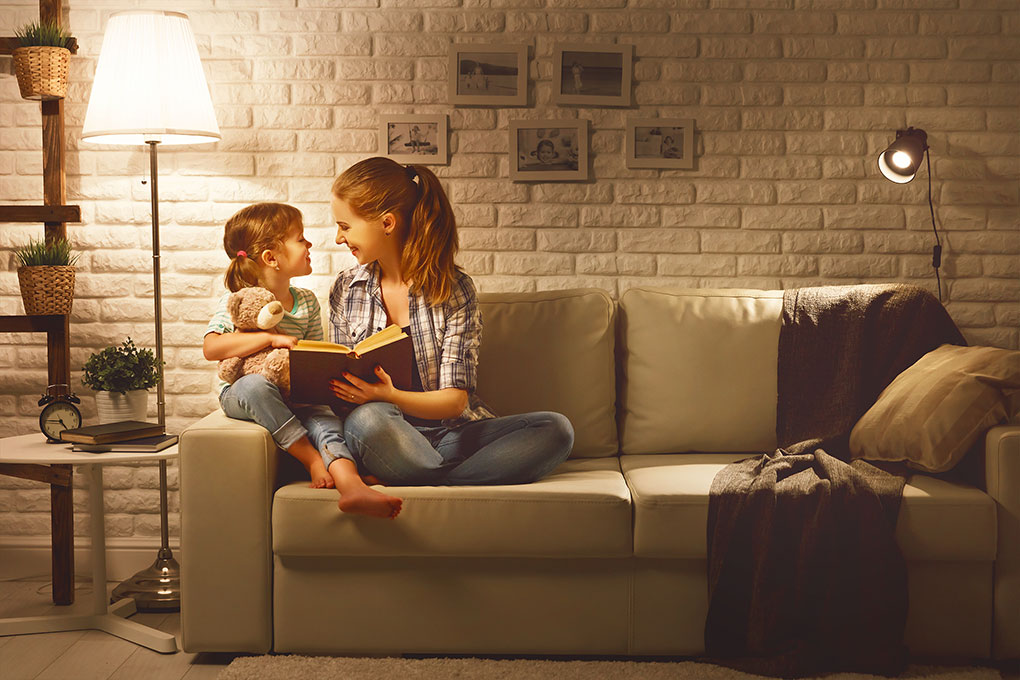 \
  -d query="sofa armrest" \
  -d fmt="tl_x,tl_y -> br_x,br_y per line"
179,410 -> 278,653
986,423 -> 1020,660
